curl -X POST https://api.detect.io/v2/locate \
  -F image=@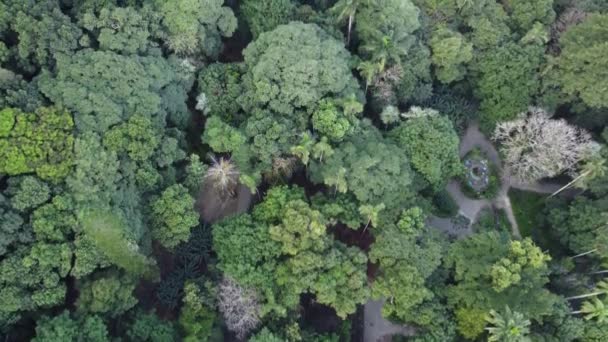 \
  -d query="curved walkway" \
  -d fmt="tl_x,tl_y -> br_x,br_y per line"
431,122 -> 577,239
